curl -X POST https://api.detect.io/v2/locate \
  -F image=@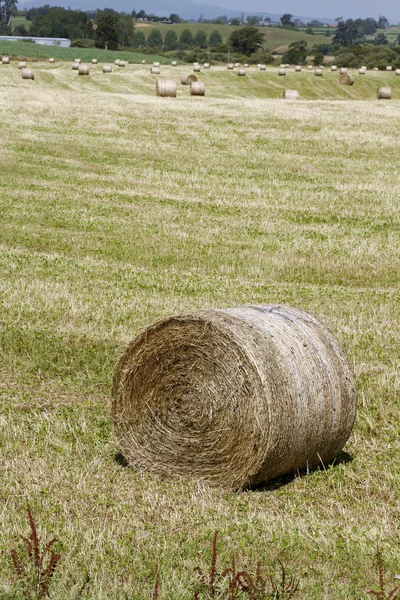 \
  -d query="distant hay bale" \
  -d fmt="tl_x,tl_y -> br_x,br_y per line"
141,59 -> 147,64
181,73 -> 197,85
227,63 -> 234,70
359,68 -> 366,74
237,69 -> 246,76
171,61 -> 177,66
295,65 -> 301,72
361,65 -> 367,70
244,63 -> 249,68
115,59 -> 120,65
153,62 -> 160,67
92,58 -> 98,64
193,62 -> 199,66
156,78 -> 177,97
234,62 -> 240,67
74,58 -> 81,64
377,86 -> 391,99
118,60 -> 125,67
386,66 -> 392,71
49,58 -> 55,63
285,63 -> 290,68
150,66 -> 161,74
203,62 -> 210,68
340,67 -> 347,74
2,56 -> 10,64
396,69 -> 400,76
22,68 -> 34,80
18,61 -> 26,69
103,65 -> 112,73
278,68 -> 286,76
193,66 -> 201,72
331,65 -> 337,71
283,89 -> 299,99
190,81 -> 205,96
315,69 -> 323,76
279,63 -> 285,68
257,63 -> 261,68
78,64 -> 89,75
372,67 -> 379,71
339,73 -> 354,85
259,64 -> 266,70
72,62 -> 79,70
112,305 -> 356,490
